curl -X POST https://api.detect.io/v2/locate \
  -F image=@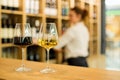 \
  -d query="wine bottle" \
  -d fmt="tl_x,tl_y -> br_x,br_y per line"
13,0 -> 19,10
35,20 -> 40,33
34,20 -> 40,42
62,1 -> 69,16
62,1 -> 65,16
14,48 -> 18,59
13,17 -> 18,36
27,46 -> 34,61
50,49 -> 56,59
25,0 -> 30,13
34,53 -> 39,61
13,17 -> 17,28
8,0 -> 14,10
30,0 -> 35,13
46,0 -> 50,8
45,0 -> 51,15
32,46 -> 39,61
29,51 -> 34,61
51,0 -> 56,8
6,19 -> 10,43
2,18 -> 4,43
2,18 -> 8,43
62,22 -> 65,34
26,17 -> 31,24
51,0 -> 57,16
8,19 -> 14,43
64,1 -> 69,16
2,48 -> 6,58
34,0 -> 39,14
31,19 -> 36,38
7,47 -> 12,58
2,0 -> 8,9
